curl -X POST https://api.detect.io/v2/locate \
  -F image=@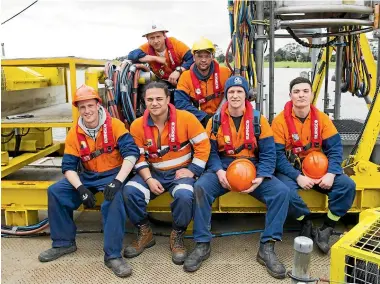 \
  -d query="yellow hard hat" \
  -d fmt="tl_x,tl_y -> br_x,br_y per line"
192,37 -> 215,54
